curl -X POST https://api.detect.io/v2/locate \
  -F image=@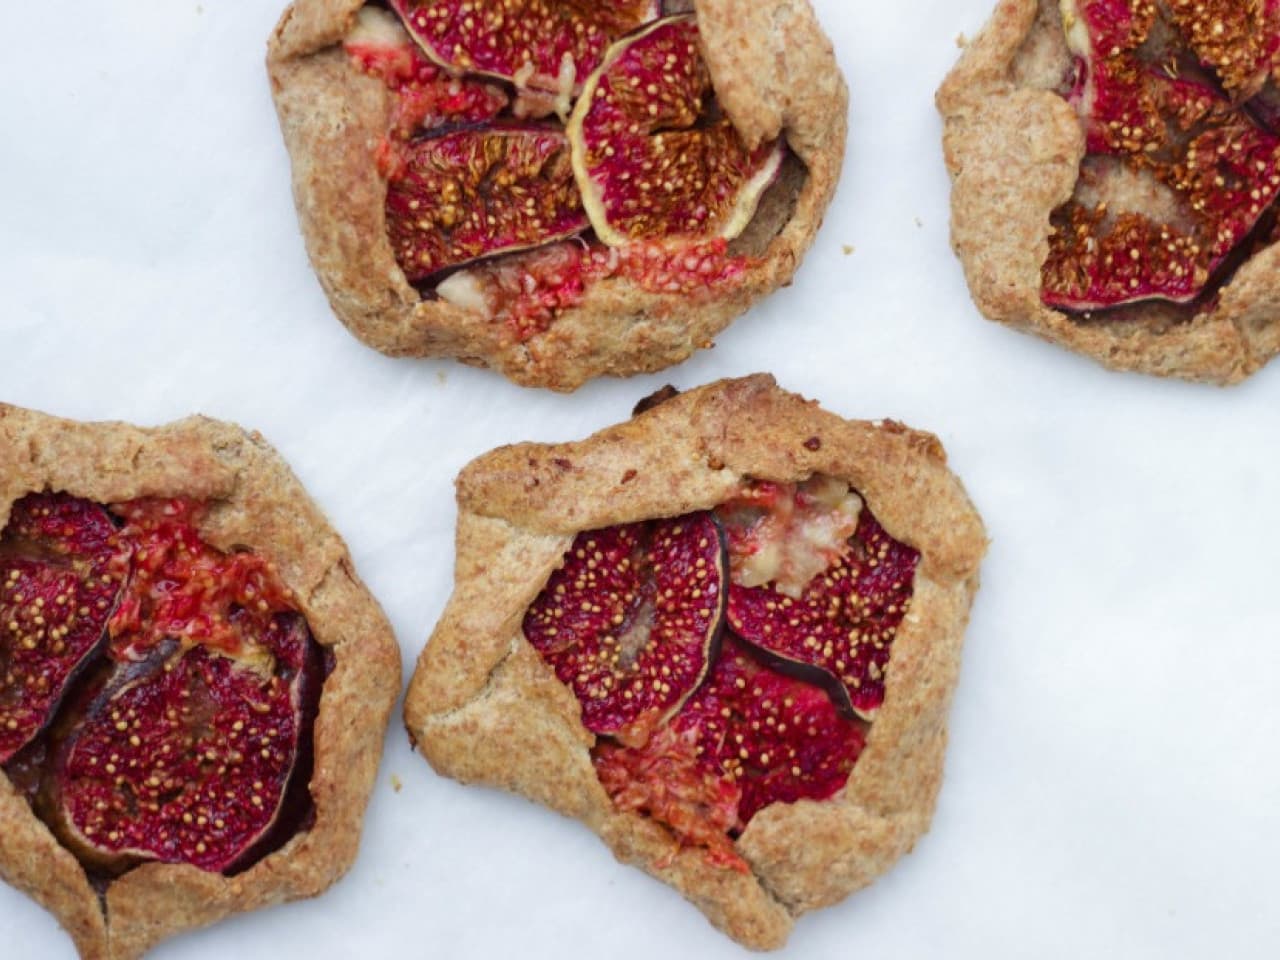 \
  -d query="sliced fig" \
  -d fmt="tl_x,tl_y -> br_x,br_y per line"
47,613 -> 320,874
389,0 -> 661,99
726,505 -> 920,721
523,512 -> 727,743
0,494 -> 128,763
386,125 -> 589,282
566,15 -> 785,246
346,6 -> 510,147
592,635 -> 865,862
1045,0 -> 1280,309
1166,0 -> 1280,100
